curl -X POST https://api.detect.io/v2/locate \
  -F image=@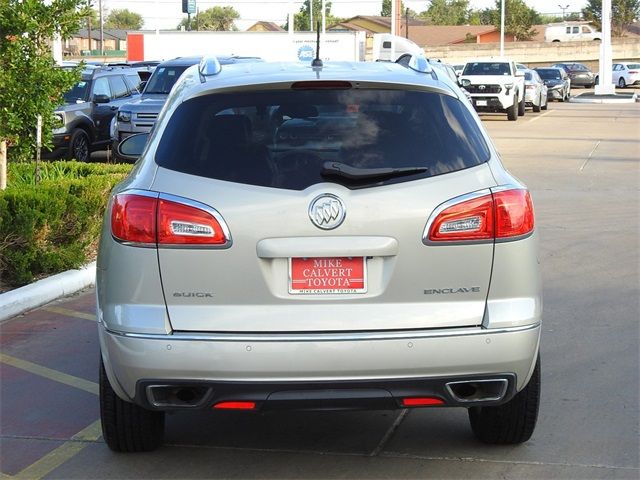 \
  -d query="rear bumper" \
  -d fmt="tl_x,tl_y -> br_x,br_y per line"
100,323 -> 541,408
